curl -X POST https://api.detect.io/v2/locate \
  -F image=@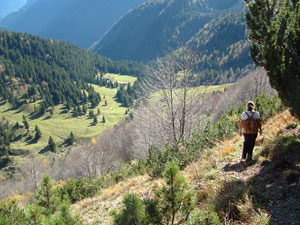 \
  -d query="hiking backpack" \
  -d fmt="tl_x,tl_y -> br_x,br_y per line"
244,112 -> 258,134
